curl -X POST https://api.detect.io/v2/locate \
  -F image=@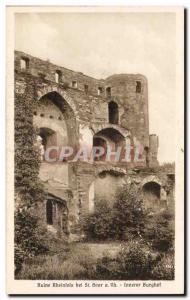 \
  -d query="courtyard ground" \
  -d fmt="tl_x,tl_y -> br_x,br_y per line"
16,241 -> 125,280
